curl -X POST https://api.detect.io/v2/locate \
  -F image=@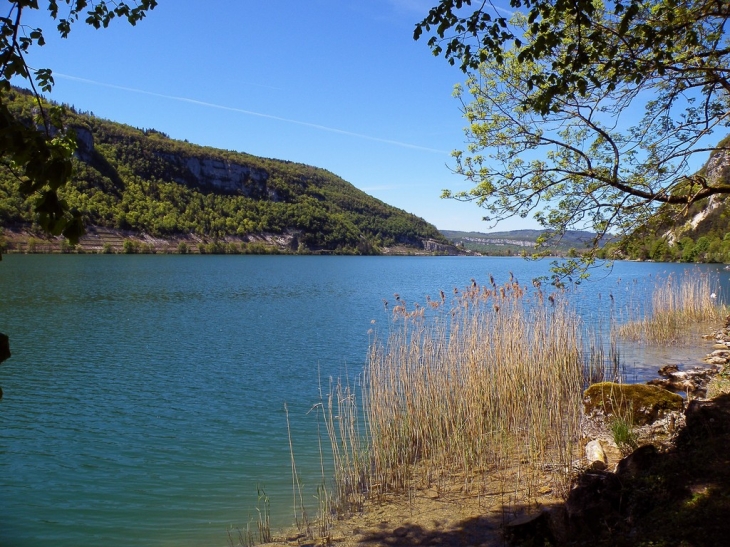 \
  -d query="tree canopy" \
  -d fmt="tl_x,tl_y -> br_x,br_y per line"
416,0 -> 730,277
0,1 -> 157,244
